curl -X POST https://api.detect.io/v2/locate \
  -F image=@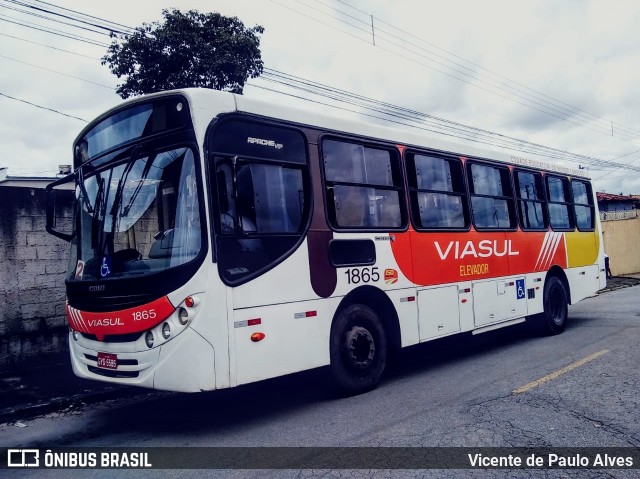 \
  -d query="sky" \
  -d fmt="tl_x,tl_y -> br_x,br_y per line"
2,0 -> 640,194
